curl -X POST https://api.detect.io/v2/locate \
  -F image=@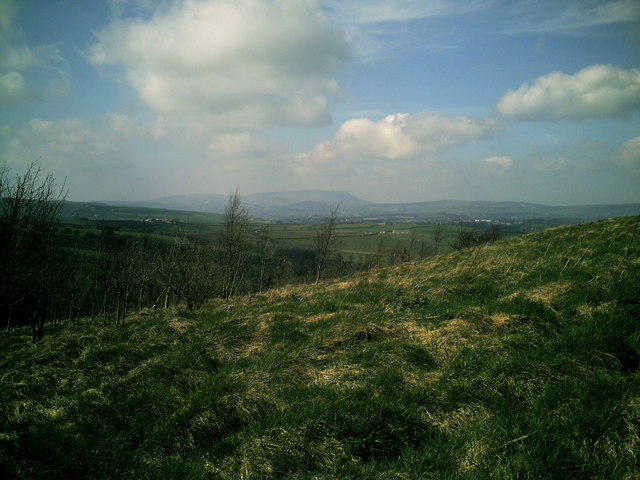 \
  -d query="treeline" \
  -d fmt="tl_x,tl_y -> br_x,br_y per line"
1,164 -> 503,340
